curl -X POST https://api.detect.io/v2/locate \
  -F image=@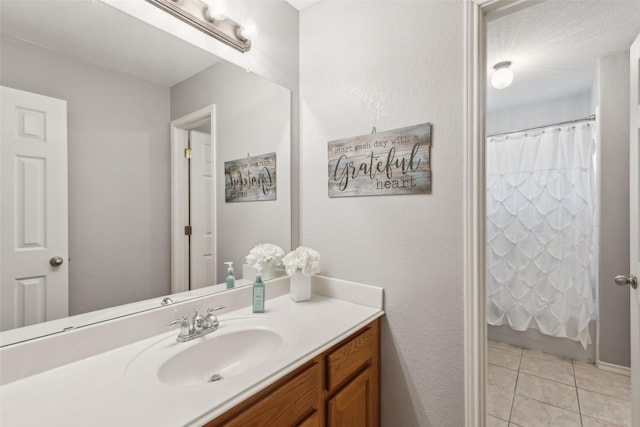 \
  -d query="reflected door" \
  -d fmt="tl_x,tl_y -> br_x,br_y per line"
189,130 -> 215,288
0,86 -> 69,331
